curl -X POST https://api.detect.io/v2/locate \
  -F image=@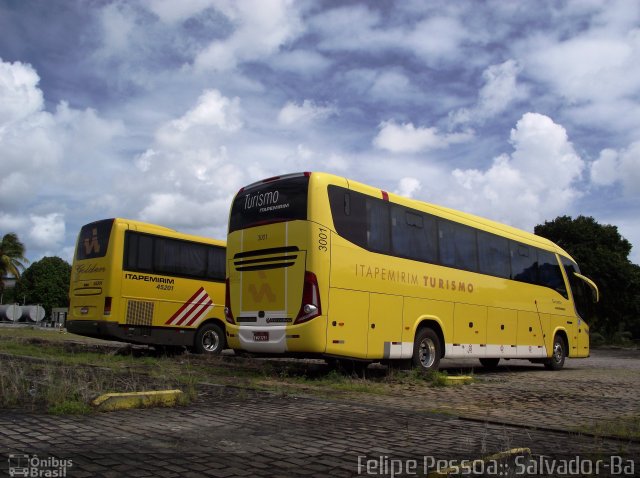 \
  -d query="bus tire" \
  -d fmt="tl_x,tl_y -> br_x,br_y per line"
194,323 -> 225,355
412,327 -> 441,372
479,358 -> 500,369
544,335 -> 566,370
